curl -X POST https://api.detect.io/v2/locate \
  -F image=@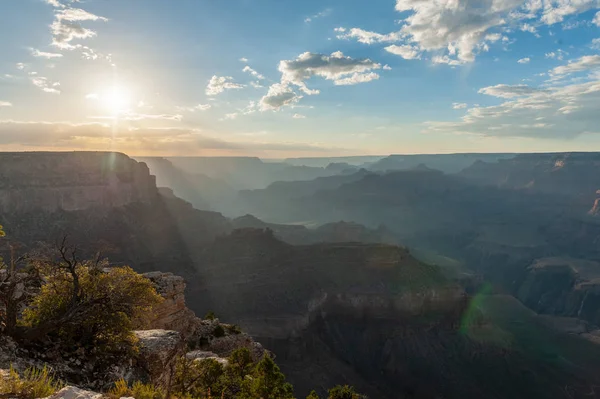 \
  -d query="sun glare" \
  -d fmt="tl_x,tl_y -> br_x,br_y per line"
102,86 -> 131,115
